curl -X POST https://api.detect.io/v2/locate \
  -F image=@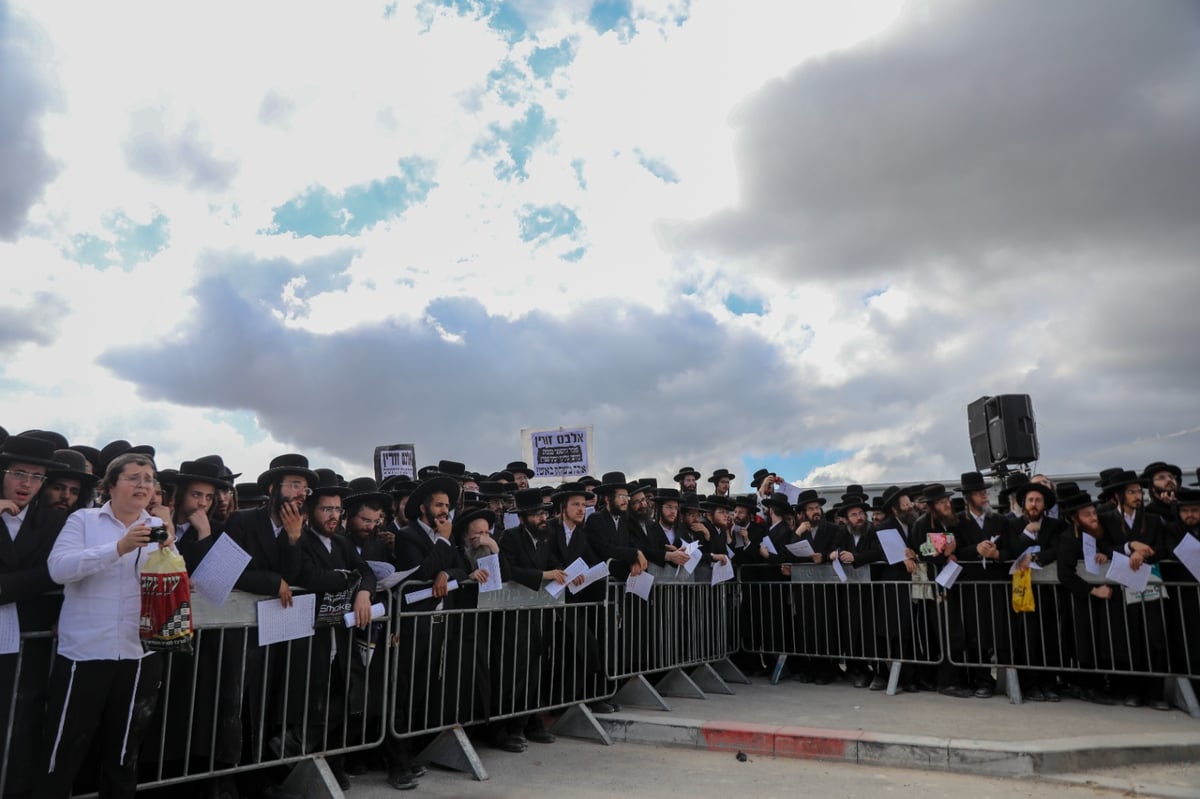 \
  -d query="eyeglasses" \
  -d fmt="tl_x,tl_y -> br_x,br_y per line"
315,506 -> 345,516
117,475 -> 157,487
281,481 -> 313,496
3,469 -> 48,485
